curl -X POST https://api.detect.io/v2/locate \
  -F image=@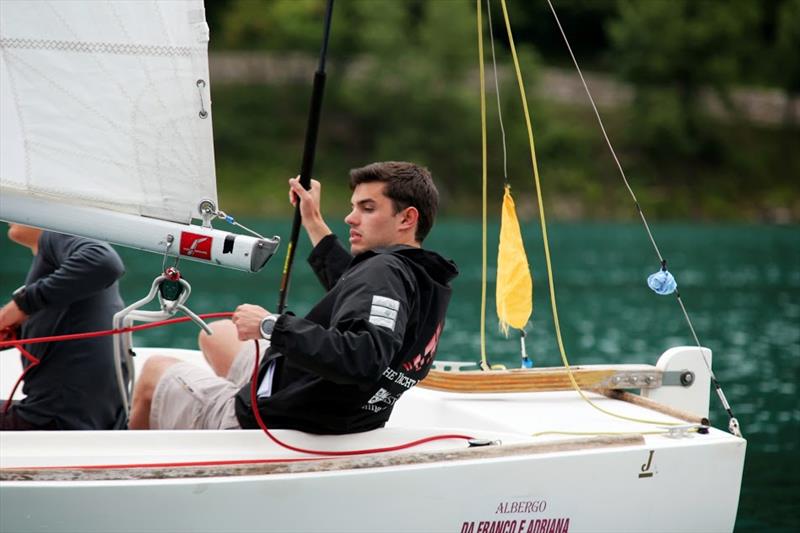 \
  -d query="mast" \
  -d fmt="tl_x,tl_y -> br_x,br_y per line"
277,0 -> 335,313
